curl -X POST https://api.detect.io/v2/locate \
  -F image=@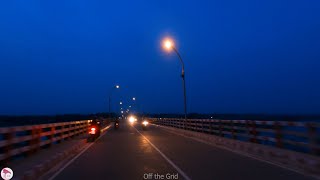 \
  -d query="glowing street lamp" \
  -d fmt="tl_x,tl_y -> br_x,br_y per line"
163,38 -> 174,51
109,85 -> 120,116
130,97 -> 139,114
162,37 -> 188,126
